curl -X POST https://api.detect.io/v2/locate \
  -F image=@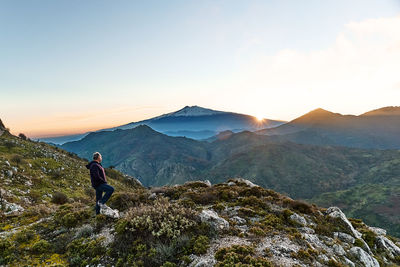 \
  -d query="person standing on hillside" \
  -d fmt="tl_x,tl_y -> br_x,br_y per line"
86,152 -> 114,215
